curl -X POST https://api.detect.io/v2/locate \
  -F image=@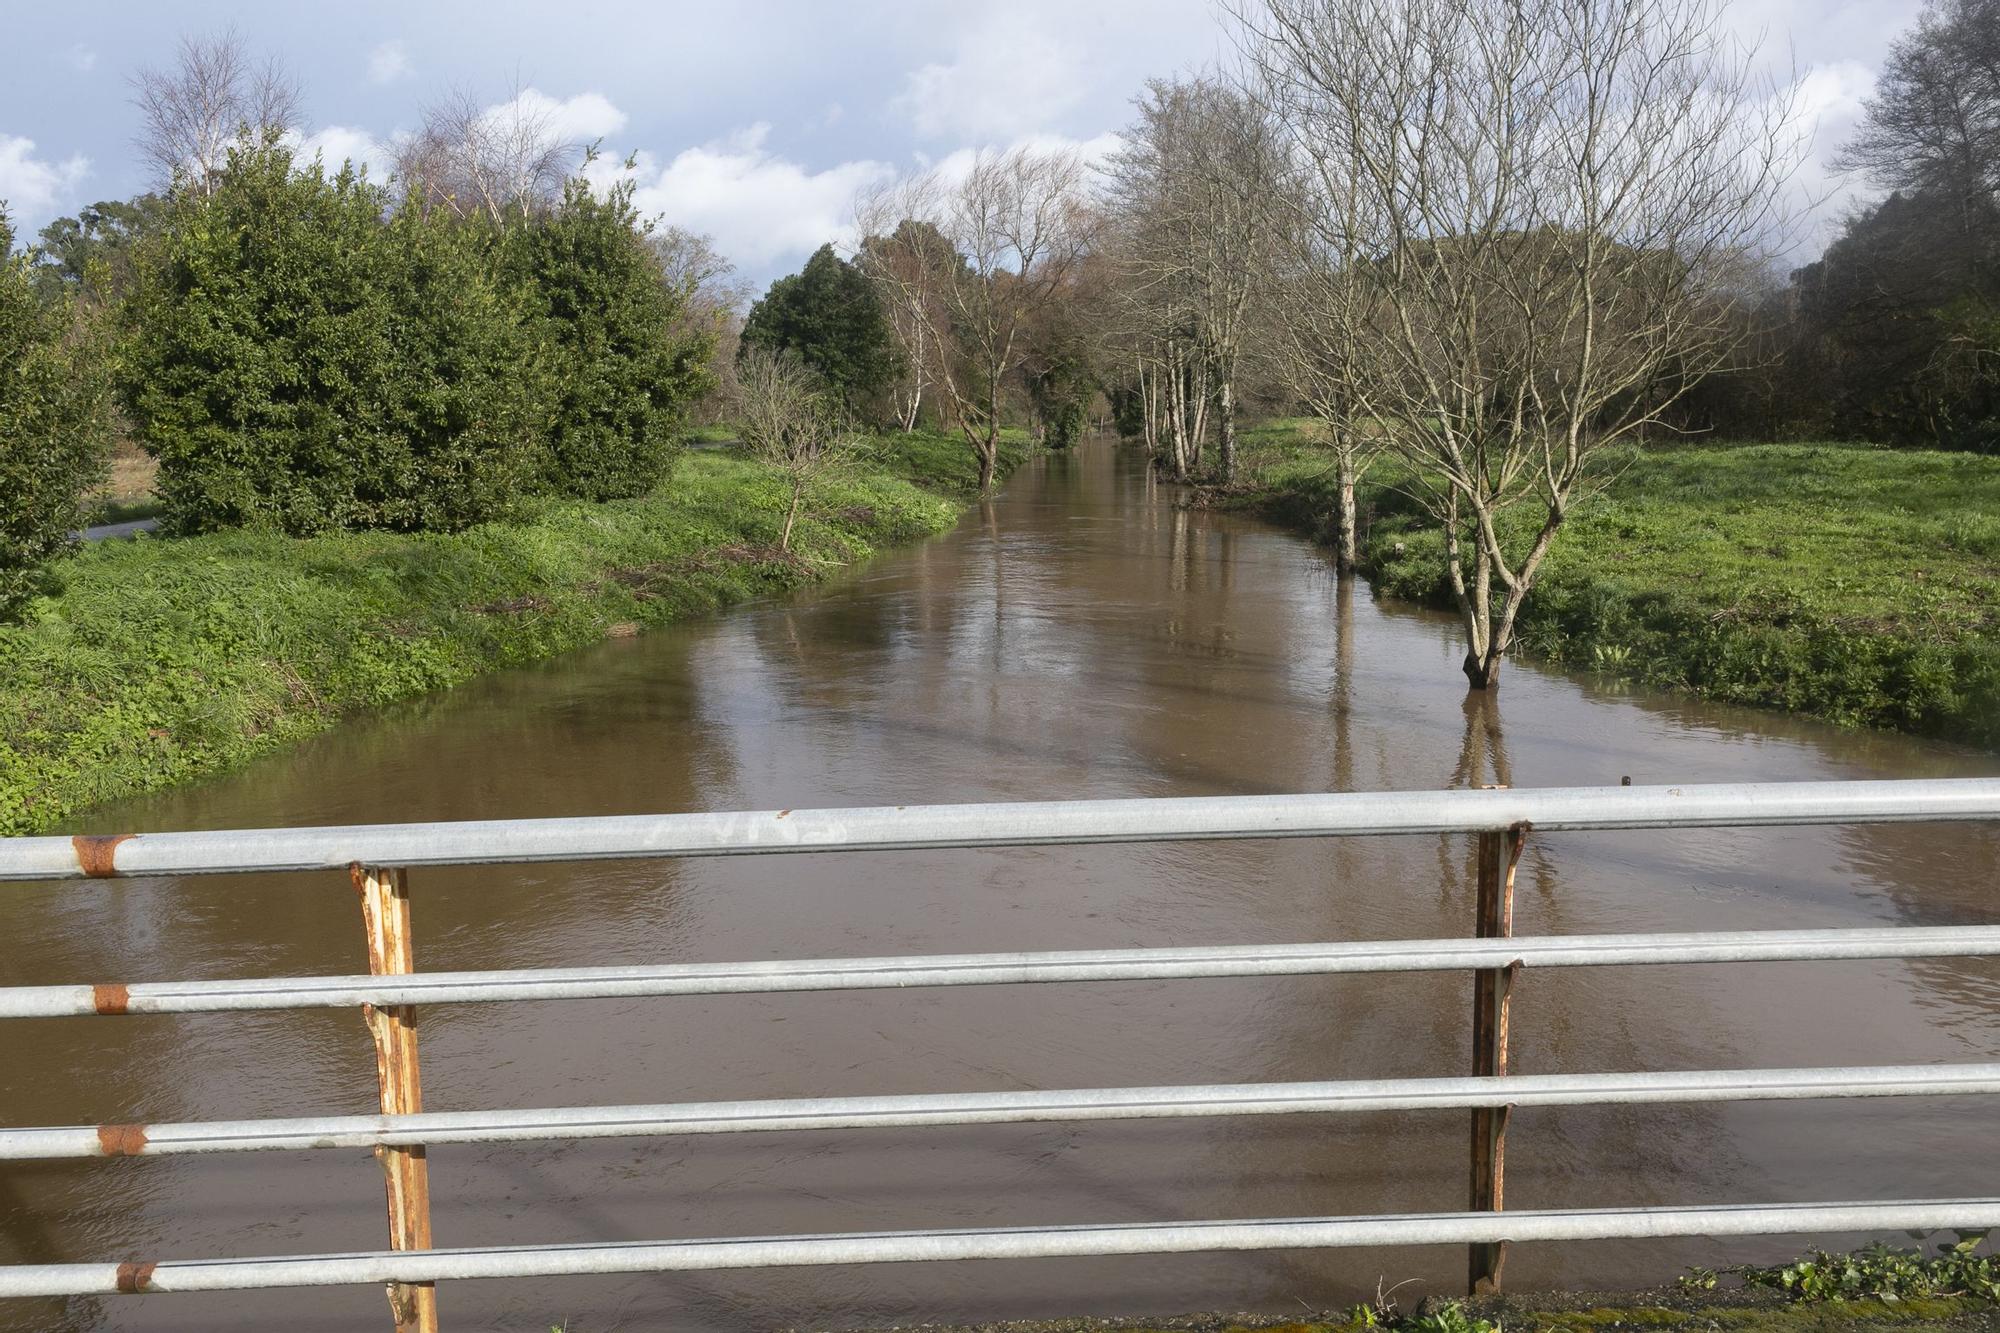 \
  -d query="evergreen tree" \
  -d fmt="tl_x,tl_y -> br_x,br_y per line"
740,243 -> 899,411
